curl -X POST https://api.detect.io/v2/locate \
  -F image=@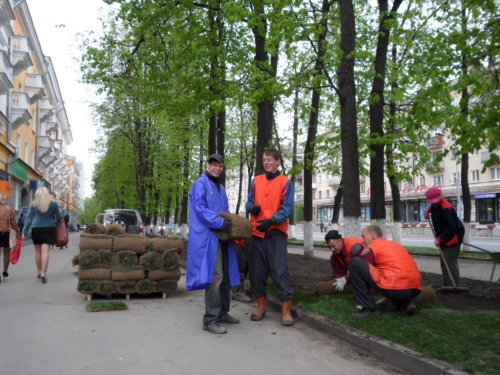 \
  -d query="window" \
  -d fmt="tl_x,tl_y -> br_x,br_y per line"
326,190 -> 330,198
312,192 -> 316,200
318,174 -> 322,183
433,175 -> 444,186
491,167 -> 500,180
451,173 -> 459,184
470,149 -> 478,156
419,177 -> 425,186
471,170 -> 480,182
450,148 -> 457,160
360,185 -> 366,194
31,149 -> 34,167
319,191 -> 322,199
25,142 -> 29,161
312,175 -> 316,183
